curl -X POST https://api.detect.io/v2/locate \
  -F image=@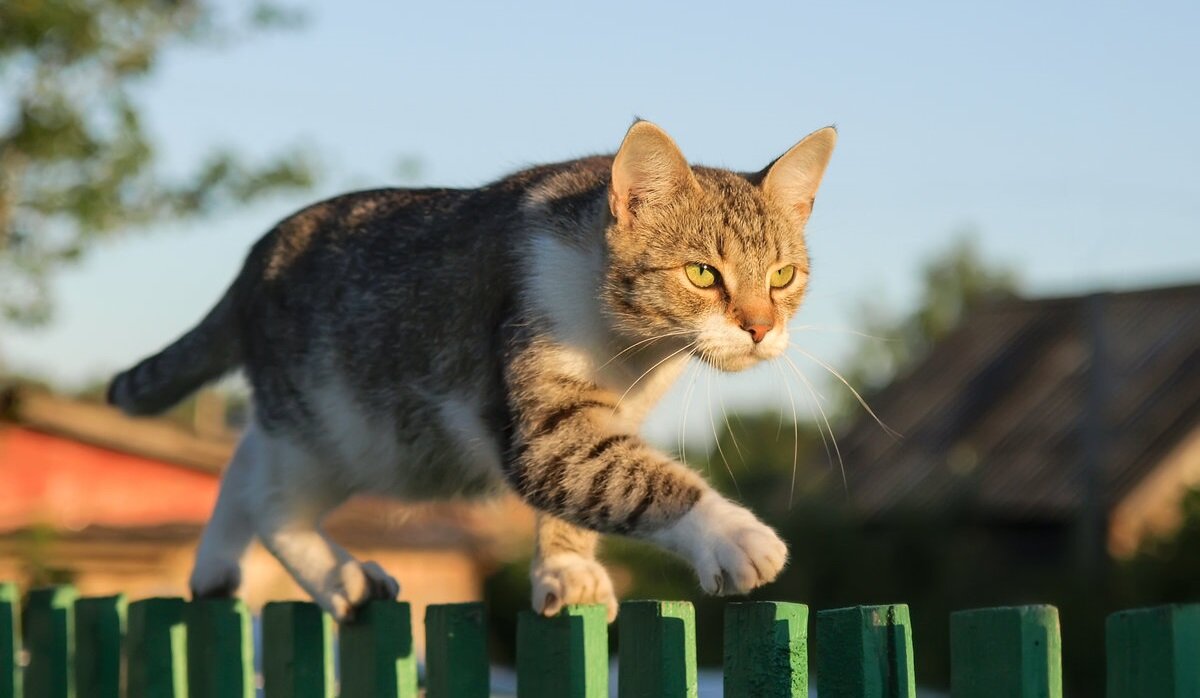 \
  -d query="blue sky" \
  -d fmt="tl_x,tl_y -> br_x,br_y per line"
3,1 -> 1198,446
